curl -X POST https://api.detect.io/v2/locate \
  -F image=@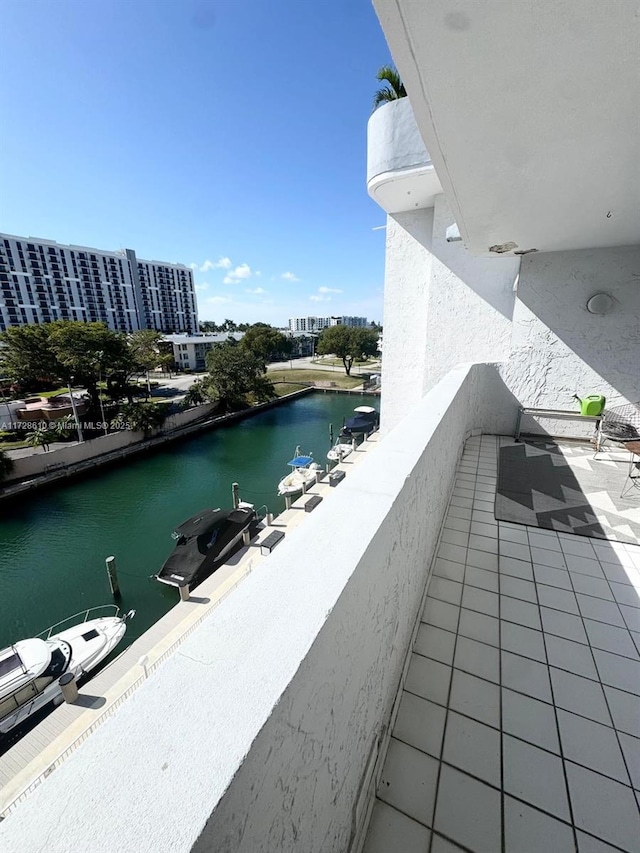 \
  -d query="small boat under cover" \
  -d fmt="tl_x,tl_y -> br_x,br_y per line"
343,405 -> 379,434
156,504 -> 257,589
